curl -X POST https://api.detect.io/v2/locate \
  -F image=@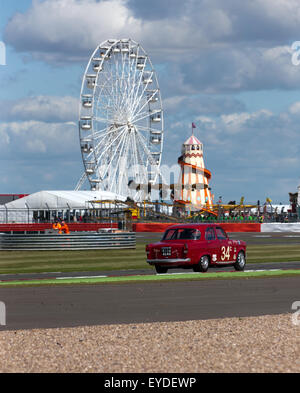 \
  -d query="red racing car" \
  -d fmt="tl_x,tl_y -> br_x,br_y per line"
146,223 -> 246,274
